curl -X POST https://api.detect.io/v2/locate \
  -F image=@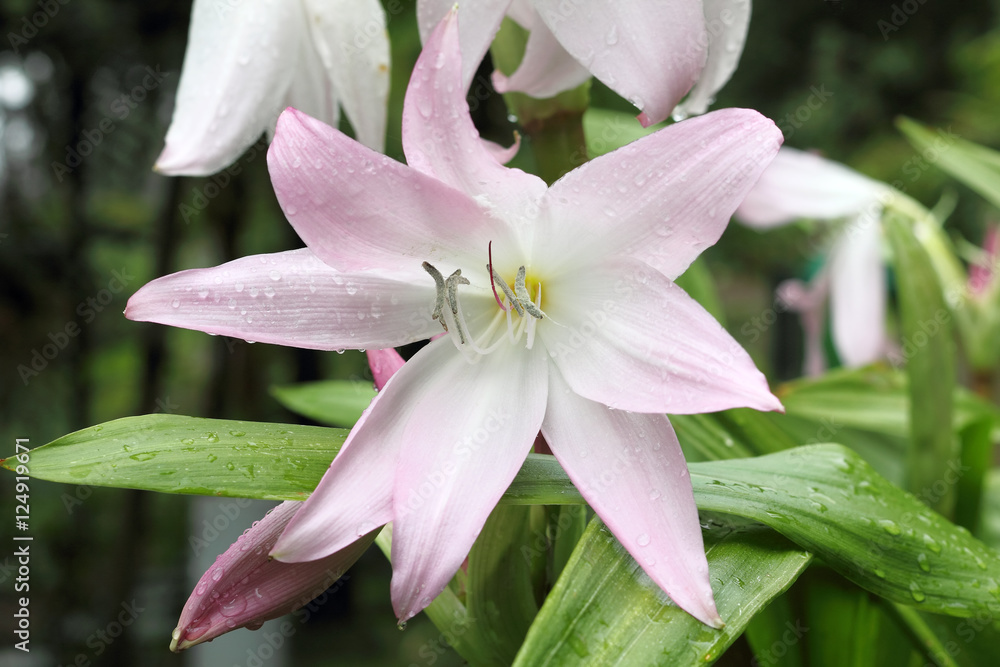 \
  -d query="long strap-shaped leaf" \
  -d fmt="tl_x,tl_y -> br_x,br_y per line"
5,416 -> 998,618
